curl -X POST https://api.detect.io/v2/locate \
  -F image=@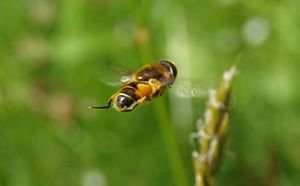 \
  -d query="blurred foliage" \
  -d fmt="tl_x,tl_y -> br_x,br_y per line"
1,0 -> 300,186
